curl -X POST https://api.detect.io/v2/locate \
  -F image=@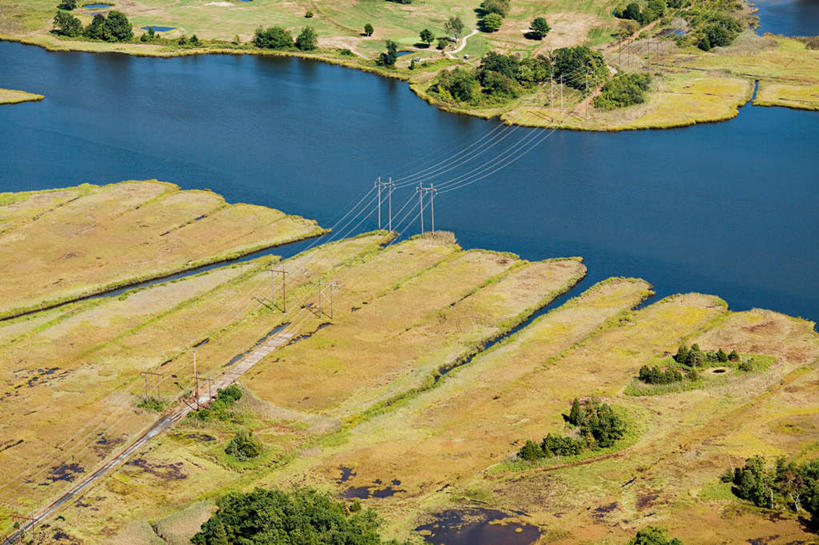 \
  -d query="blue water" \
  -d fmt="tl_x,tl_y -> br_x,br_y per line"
397,51 -> 414,56
0,40 -> 817,322
753,0 -> 819,35
141,26 -> 176,32
83,3 -> 112,8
